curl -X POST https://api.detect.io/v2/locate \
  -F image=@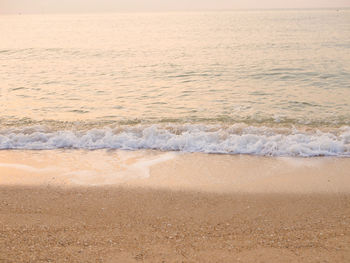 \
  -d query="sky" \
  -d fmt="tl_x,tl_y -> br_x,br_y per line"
1,0 -> 350,14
